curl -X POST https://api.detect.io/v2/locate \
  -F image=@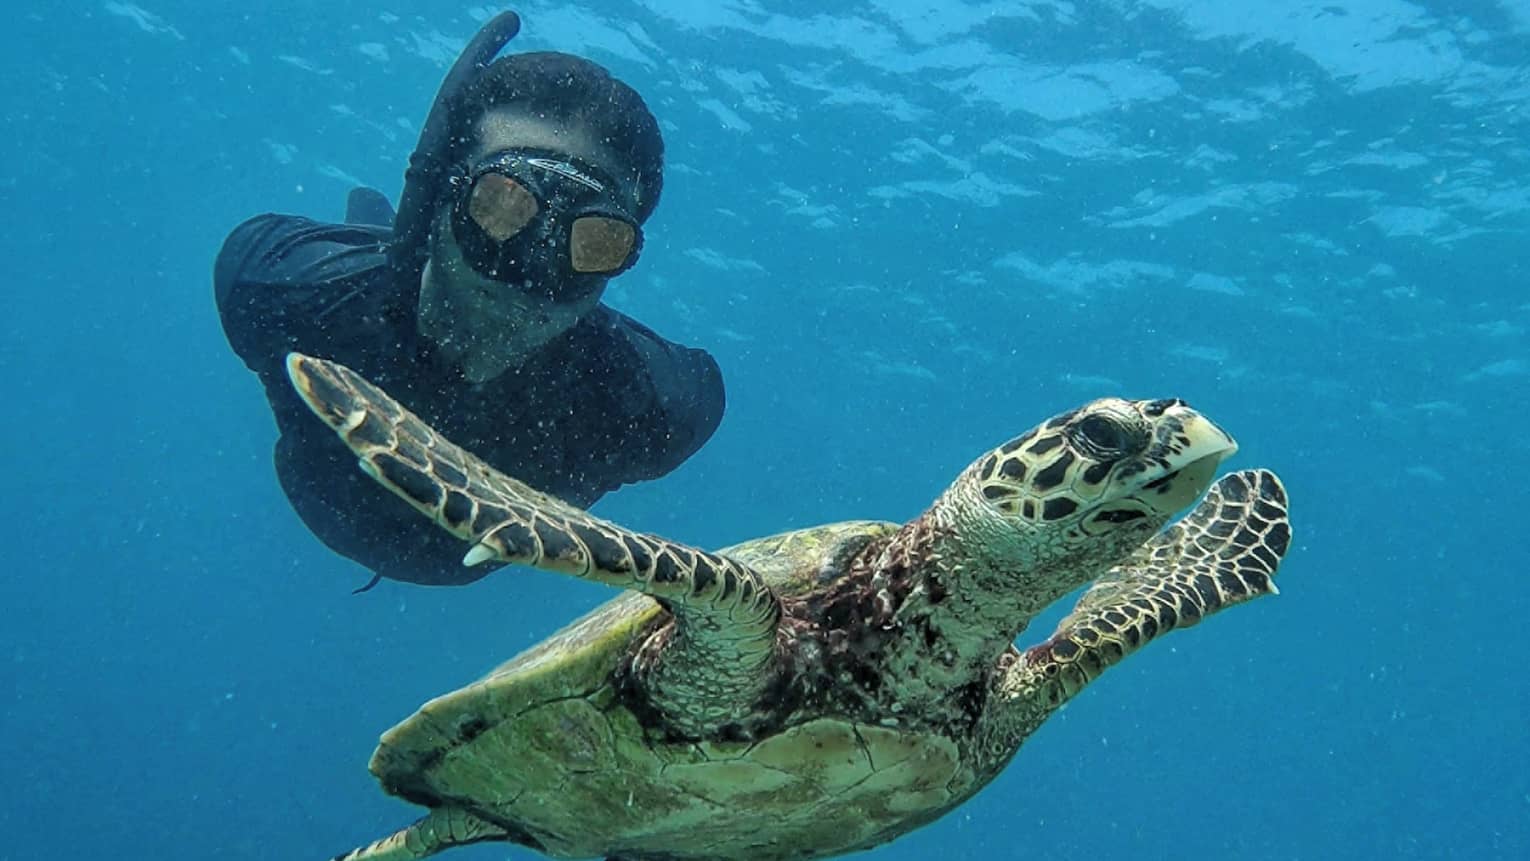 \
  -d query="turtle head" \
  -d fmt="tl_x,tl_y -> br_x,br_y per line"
942,398 -> 1237,611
